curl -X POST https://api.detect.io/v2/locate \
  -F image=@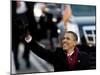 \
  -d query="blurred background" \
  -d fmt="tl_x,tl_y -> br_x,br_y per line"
11,1 -> 96,74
